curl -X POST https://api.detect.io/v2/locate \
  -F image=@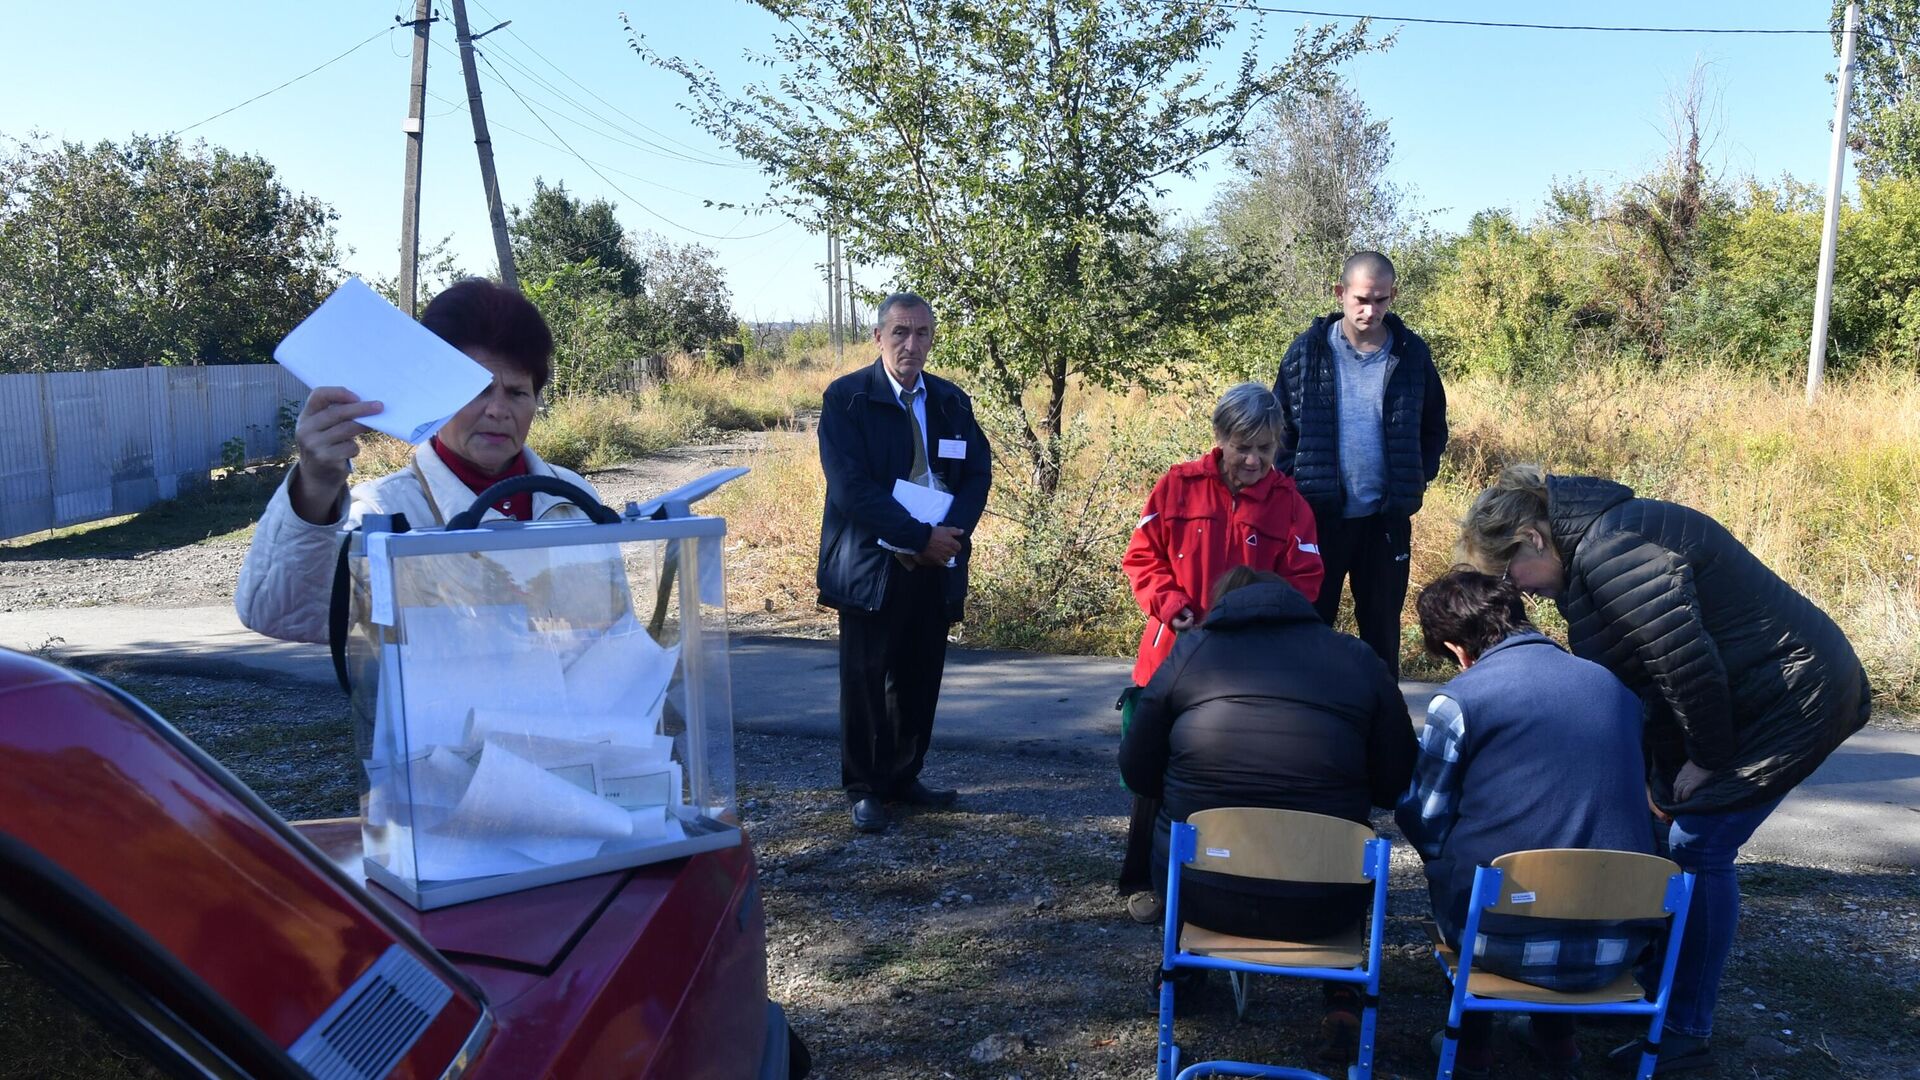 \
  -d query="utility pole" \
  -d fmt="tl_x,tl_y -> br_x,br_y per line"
450,0 -> 518,289
398,0 -> 434,316
1809,0 -> 1860,404
827,233 -> 843,359
848,242 -> 864,338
